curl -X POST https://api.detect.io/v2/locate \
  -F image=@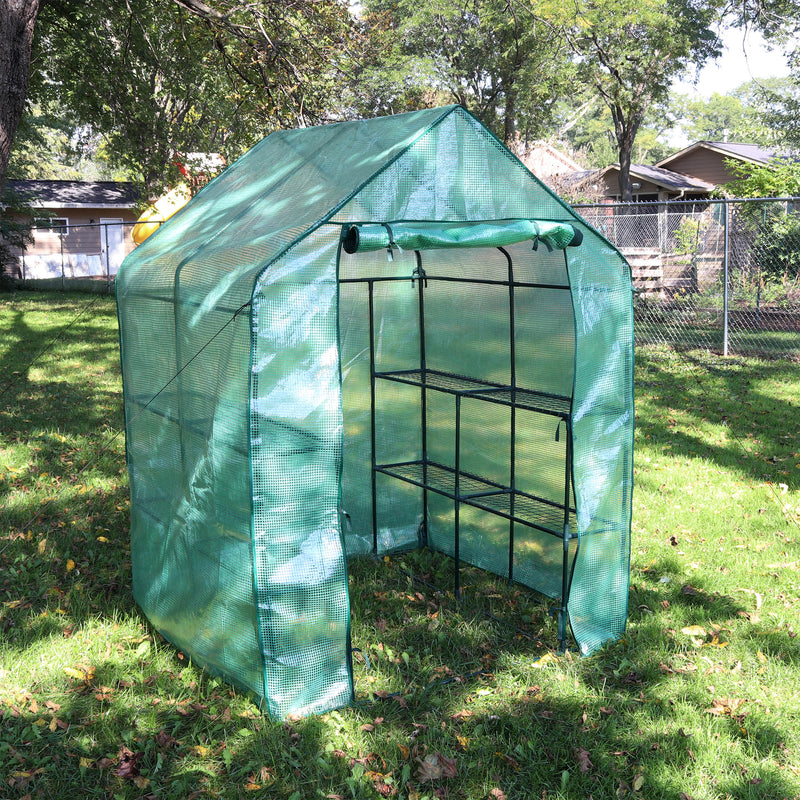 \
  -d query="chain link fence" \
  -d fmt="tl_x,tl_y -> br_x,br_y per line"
2,220 -> 140,293
575,198 -> 800,359
4,203 -> 800,359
